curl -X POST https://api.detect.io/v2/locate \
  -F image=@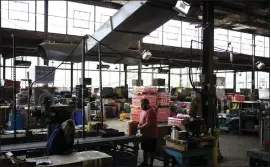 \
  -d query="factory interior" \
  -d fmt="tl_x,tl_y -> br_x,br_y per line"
0,0 -> 270,166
